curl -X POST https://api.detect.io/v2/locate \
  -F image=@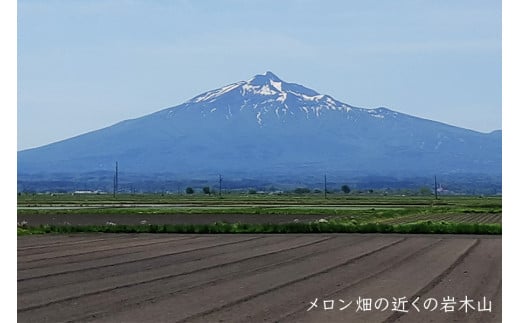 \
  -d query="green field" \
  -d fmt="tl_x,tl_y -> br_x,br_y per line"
17,193 -> 501,235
